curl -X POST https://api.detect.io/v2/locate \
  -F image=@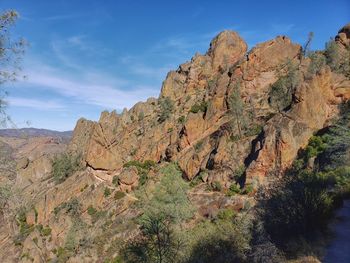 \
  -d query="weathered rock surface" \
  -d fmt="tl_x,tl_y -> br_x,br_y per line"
67,25 -> 350,189
1,23 -> 350,263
